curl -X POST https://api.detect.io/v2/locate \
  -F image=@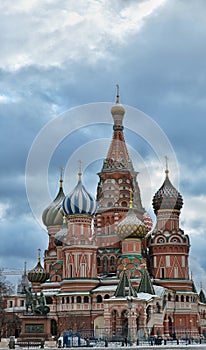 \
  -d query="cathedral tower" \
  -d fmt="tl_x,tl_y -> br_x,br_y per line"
95,87 -> 145,250
61,169 -> 98,292
147,163 -> 191,291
